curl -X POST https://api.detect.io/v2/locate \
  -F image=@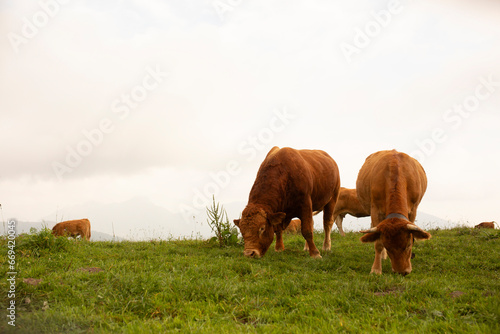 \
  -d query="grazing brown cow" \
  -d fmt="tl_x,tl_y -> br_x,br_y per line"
357,150 -> 431,275
52,219 -> 91,241
474,222 -> 495,229
284,219 -> 301,234
234,146 -> 340,259
290,188 -> 369,237
333,187 -> 370,236
284,219 -> 302,234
